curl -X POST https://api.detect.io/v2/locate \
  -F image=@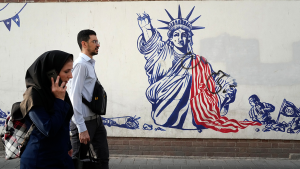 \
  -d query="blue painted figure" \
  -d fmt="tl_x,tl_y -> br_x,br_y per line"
277,99 -> 300,133
0,109 -> 8,126
136,6 -> 260,132
248,94 -> 275,125
143,123 -> 153,130
102,116 -> 141,130
288,117 -> 300,134
154,127 -> 166,131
